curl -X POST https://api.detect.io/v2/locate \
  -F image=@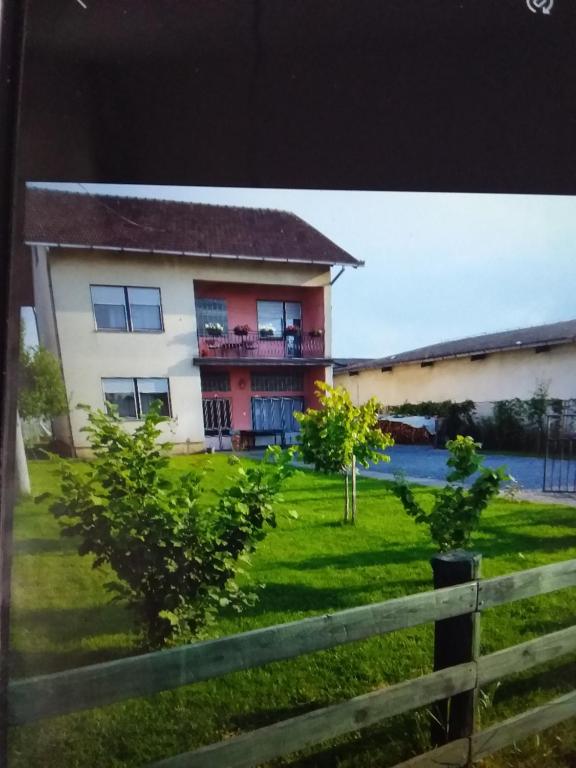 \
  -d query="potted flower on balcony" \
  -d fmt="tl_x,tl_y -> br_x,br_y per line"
204,322 -> 224,337
284,324 -> 301,337
233,324 -> 251,336
309,329 -> 324,338
259,324 -> 275,338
